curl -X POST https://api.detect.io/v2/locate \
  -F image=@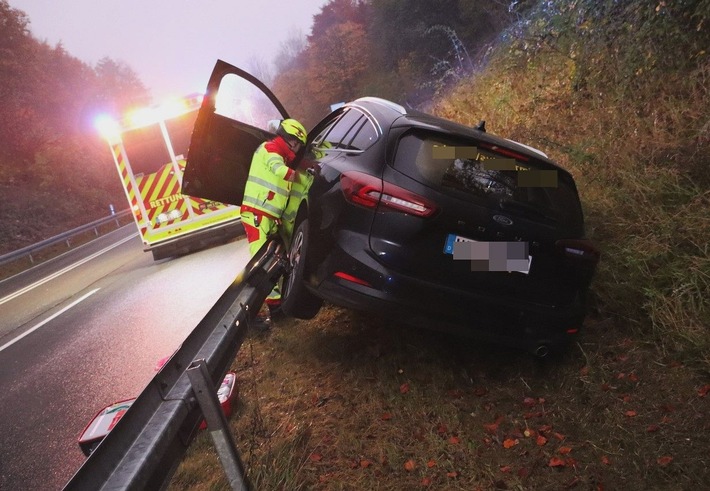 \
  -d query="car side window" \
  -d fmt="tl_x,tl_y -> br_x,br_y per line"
348,118 -> 378,151
320,109 -> 378,152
